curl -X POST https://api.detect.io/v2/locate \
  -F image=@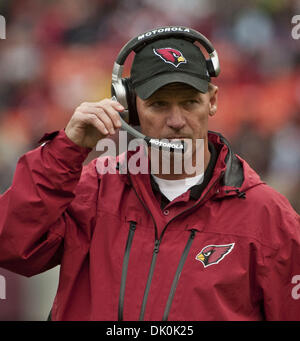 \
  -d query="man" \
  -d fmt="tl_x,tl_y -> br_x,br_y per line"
0,31 -> 299,321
